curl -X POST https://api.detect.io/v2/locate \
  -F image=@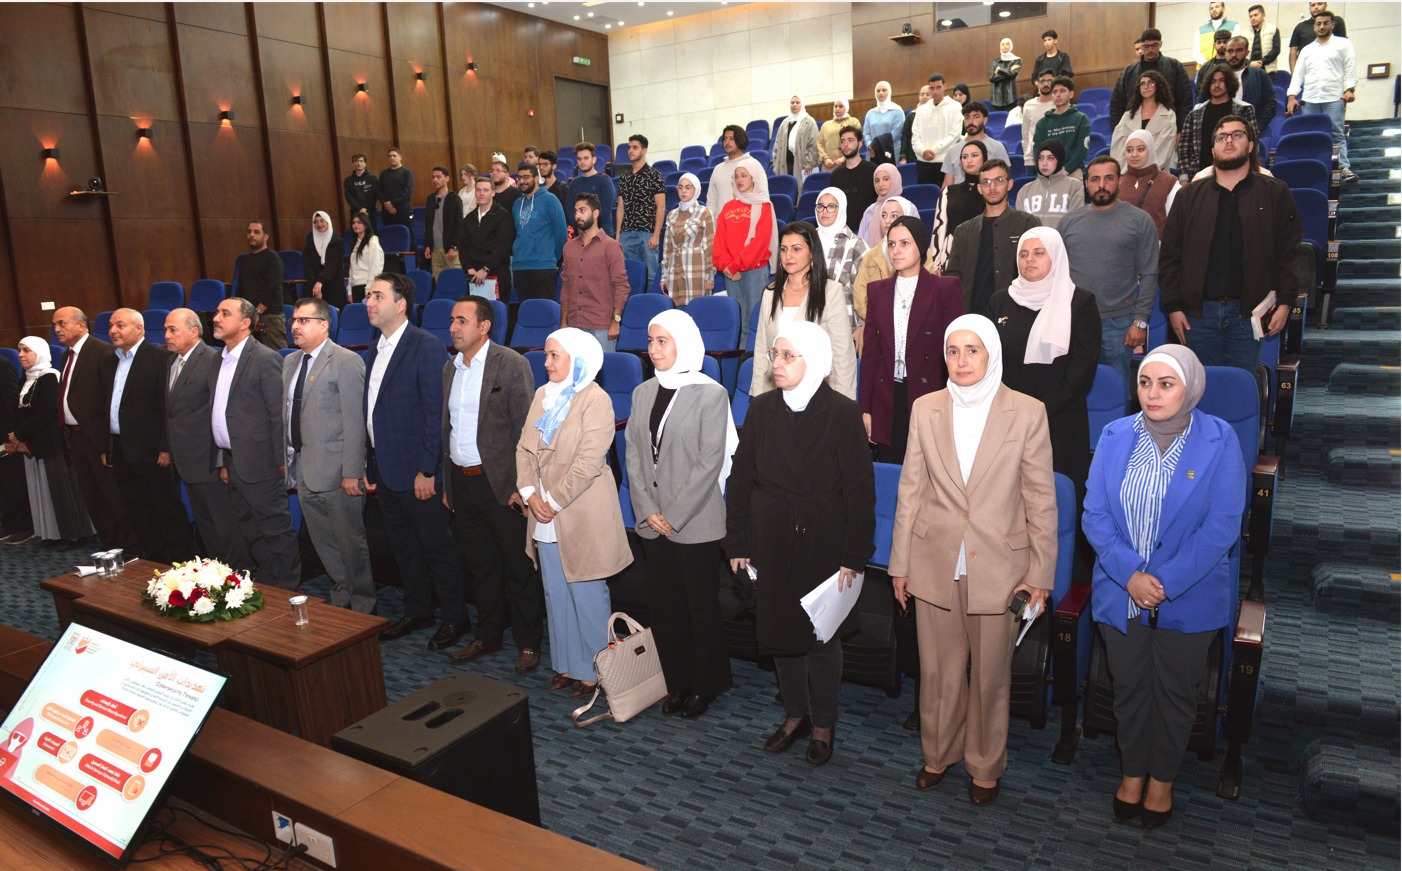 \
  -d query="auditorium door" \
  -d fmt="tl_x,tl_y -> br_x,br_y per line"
554,79 -> 611,151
